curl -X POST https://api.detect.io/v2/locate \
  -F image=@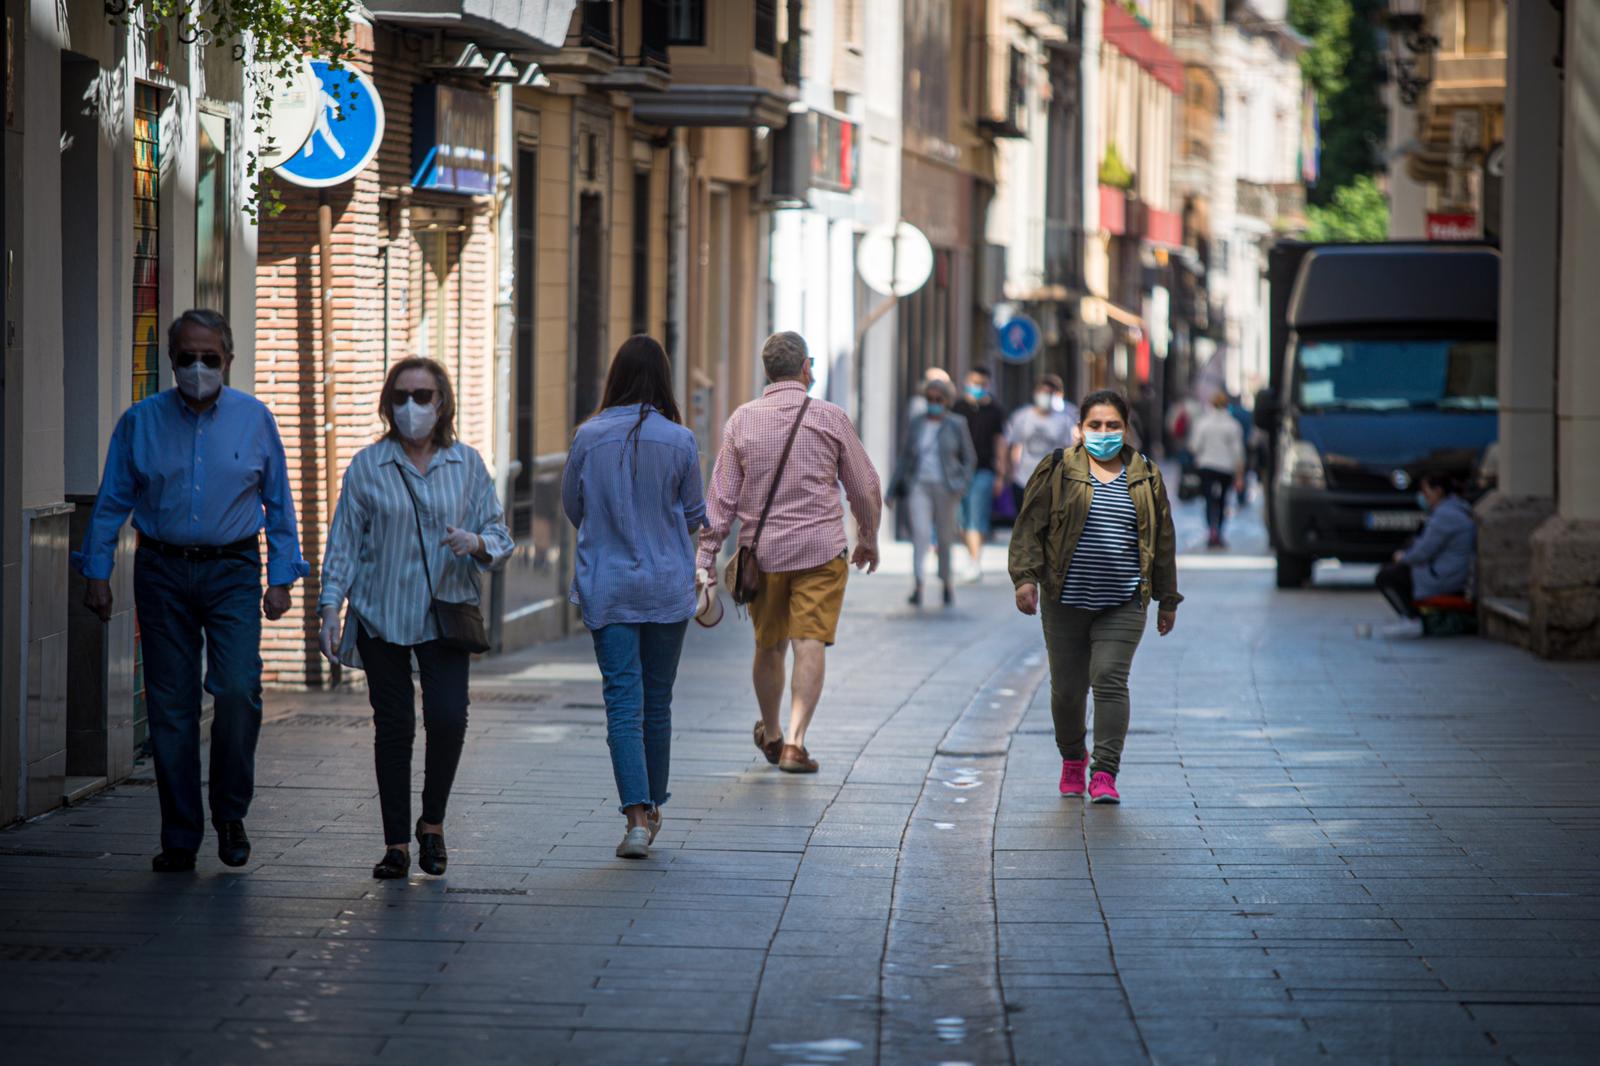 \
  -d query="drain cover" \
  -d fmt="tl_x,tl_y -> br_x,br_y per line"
468,691 -> 548,705
445,887 -> 529,896
273,713 -> 371,729
0,943 -> 124,963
